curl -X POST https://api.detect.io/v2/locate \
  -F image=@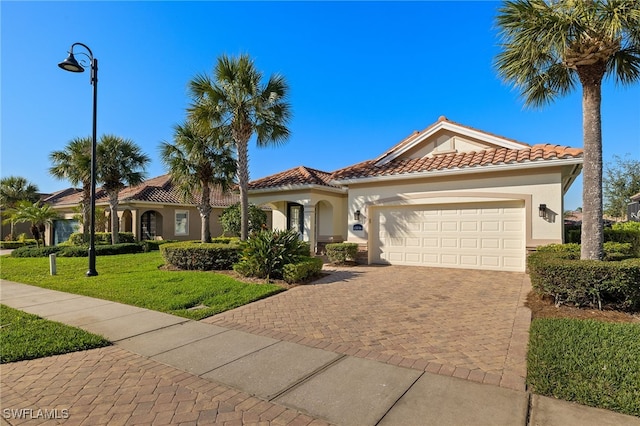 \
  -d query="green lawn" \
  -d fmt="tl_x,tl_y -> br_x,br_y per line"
0,305 -> 110,363
527,318 -> 640,417
0,251 -> 284,320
